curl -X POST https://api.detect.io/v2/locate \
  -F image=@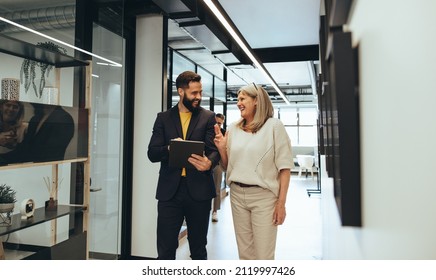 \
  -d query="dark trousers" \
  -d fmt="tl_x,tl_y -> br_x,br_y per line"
157,177 -> 212,260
